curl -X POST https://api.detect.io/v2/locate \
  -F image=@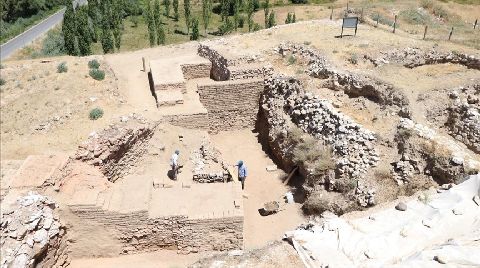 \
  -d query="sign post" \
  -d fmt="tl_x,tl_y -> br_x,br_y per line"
341,17 -> 359,38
